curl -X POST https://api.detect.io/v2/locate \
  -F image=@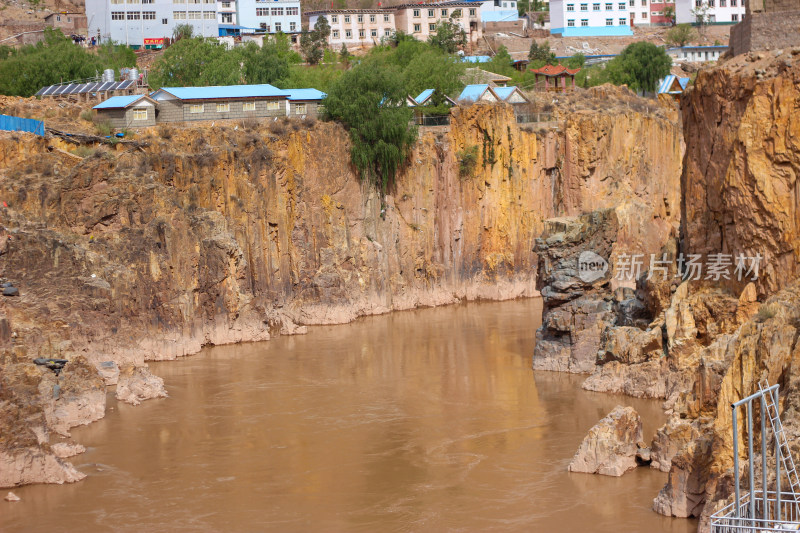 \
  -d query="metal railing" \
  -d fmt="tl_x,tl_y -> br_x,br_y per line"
711,491 -> 800,532
515,112 -> 553,124
414,115 -> 451,127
